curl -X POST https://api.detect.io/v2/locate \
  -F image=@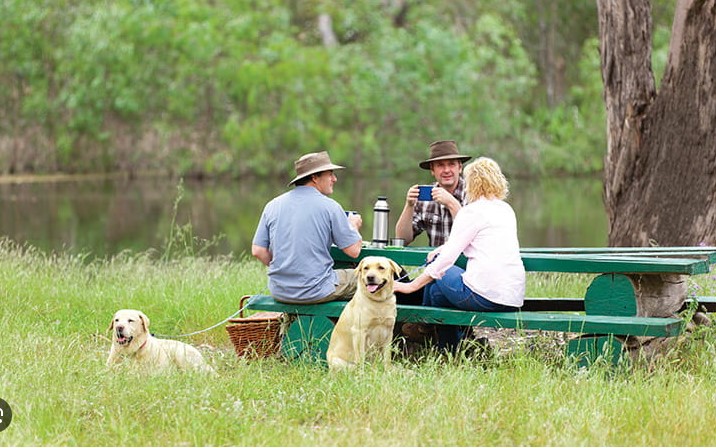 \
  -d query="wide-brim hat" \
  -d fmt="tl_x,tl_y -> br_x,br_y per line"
419,140 -> 472,170
288,151 -> 345,186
